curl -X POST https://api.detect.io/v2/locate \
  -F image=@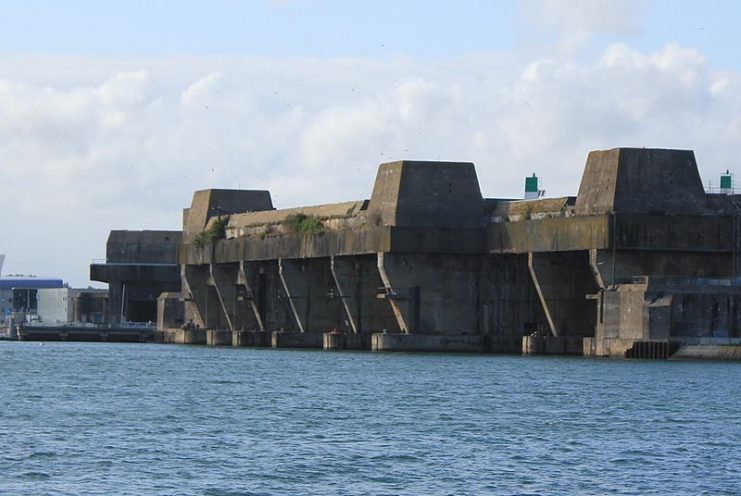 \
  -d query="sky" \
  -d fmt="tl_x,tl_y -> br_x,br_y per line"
2,0 -> 741,287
